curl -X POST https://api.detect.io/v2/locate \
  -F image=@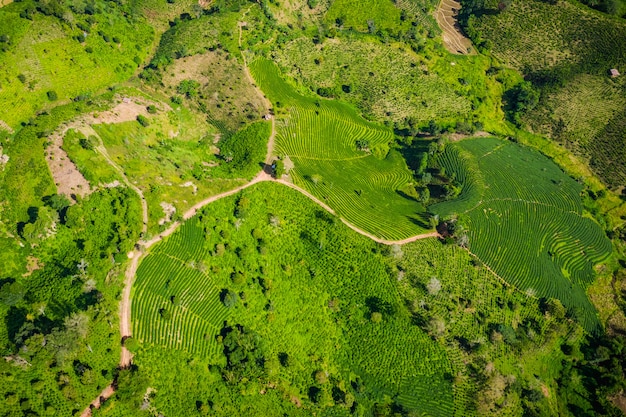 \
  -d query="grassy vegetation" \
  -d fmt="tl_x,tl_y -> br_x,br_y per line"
431,137 -> 612,331
161,51 -> 269,133
0,0 -> 154,128
324,0 -> 405,33
62,129 -> 123,186
92,106 -> 254,234
131,181 -> 454,416
250,57 -> 430,239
